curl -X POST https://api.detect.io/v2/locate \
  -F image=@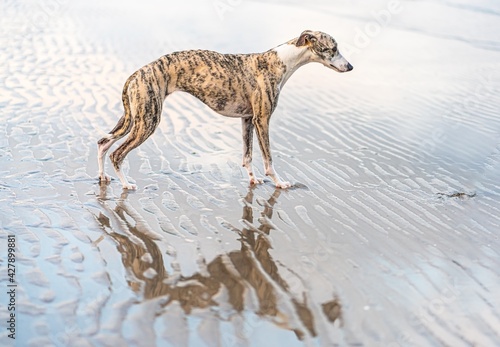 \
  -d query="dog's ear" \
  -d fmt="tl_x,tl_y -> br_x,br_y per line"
296,31 -> 317,47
